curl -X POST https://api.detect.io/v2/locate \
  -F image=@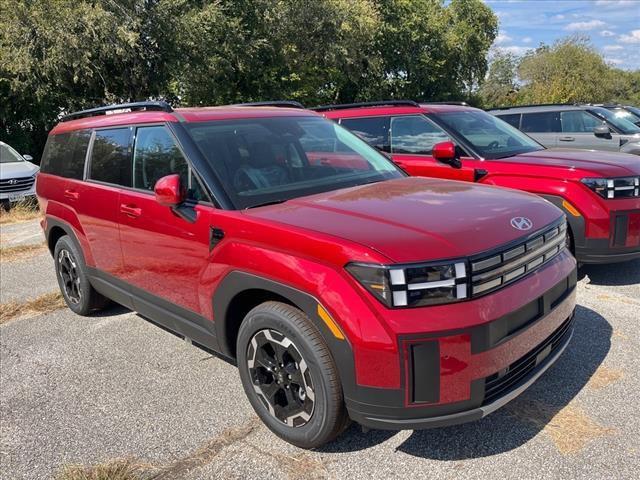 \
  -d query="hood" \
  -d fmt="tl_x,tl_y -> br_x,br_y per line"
245,177 -> 563,263
508,149 -> 640,177
0,161 -> 39,179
